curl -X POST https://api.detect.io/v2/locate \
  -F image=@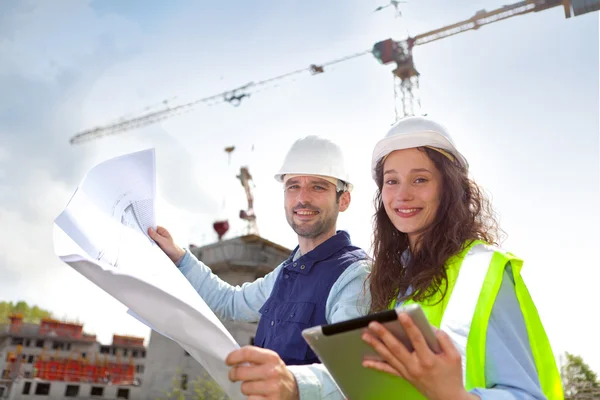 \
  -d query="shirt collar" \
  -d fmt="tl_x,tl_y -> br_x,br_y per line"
285,230 -> 352,275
